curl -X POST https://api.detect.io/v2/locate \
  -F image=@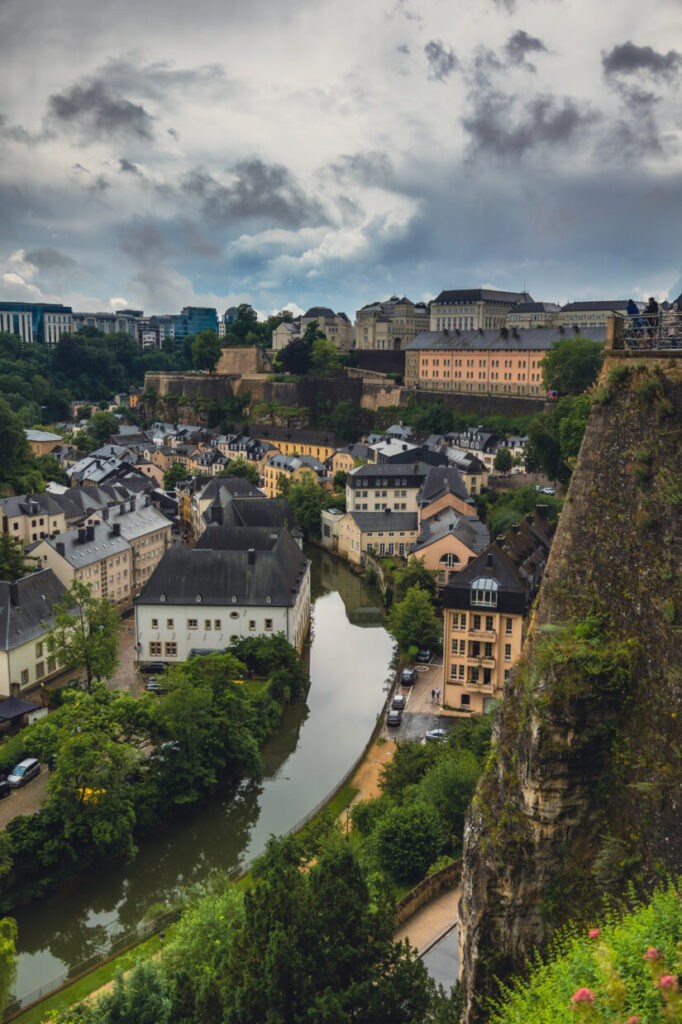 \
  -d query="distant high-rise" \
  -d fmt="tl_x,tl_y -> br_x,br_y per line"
171,306 -> 218,339
0,301 -> 73,345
